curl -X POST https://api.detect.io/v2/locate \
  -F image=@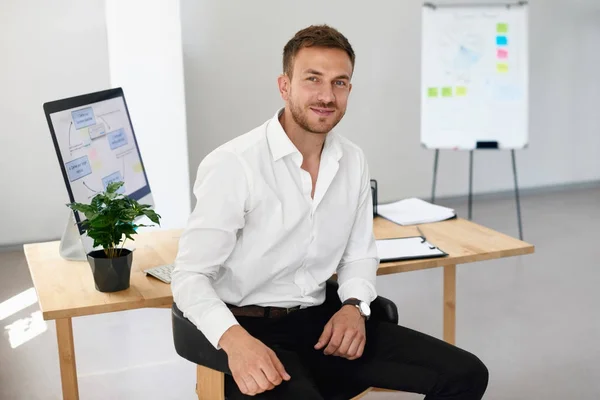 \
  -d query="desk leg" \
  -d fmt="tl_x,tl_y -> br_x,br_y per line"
56,318 -> 79,400
443,265 -> 456,345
